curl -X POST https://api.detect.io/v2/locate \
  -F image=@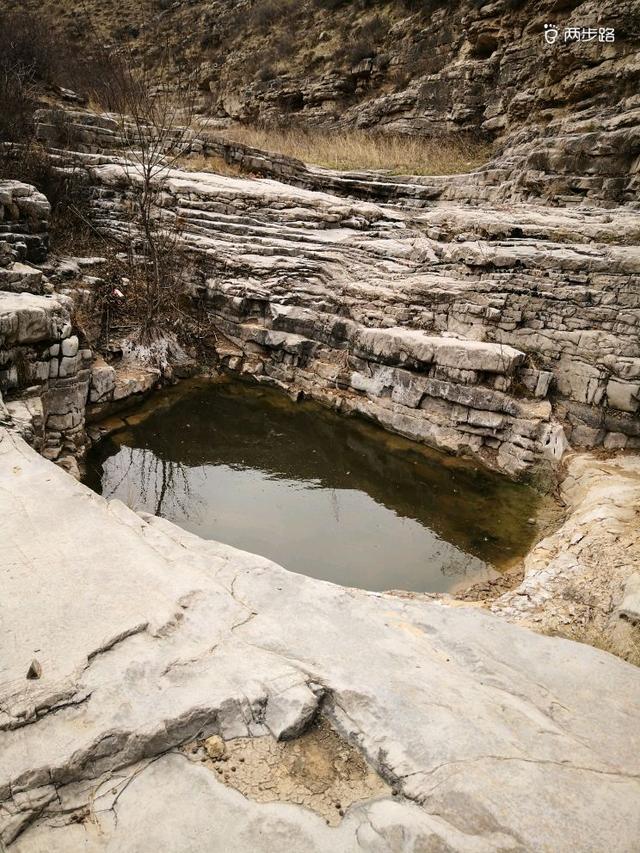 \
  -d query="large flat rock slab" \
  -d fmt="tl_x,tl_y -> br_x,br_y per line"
1,429 -> 639,851
0,293 -> 72,347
